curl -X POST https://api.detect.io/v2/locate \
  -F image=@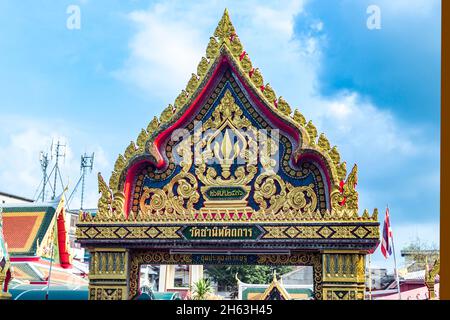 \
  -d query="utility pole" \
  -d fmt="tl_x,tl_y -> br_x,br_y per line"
79,153 -> 94,210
